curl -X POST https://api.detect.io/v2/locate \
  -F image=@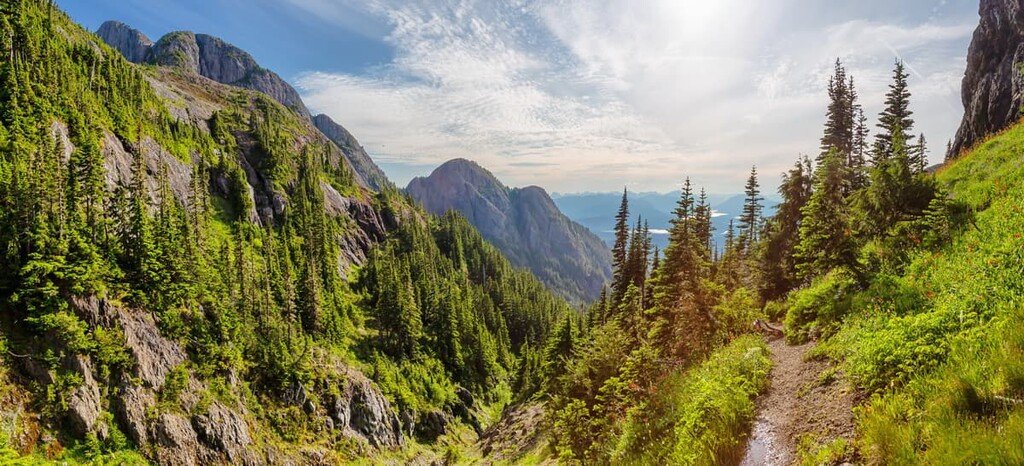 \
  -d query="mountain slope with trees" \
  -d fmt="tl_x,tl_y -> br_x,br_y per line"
0,2 -> 572,463
407,158 -> 612,304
